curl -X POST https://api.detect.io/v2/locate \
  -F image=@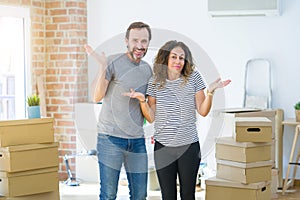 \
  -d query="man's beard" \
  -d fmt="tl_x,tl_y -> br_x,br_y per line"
129,47 -> 148,61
